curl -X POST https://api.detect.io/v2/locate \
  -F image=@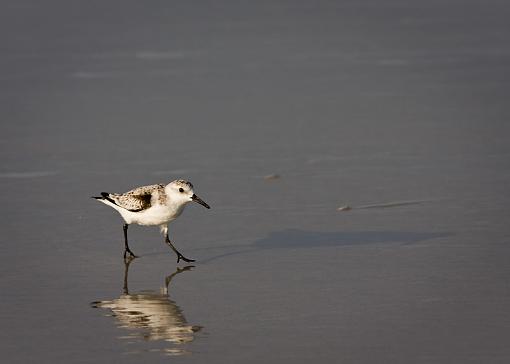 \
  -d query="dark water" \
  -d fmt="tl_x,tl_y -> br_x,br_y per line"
1,1 -> 510,363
